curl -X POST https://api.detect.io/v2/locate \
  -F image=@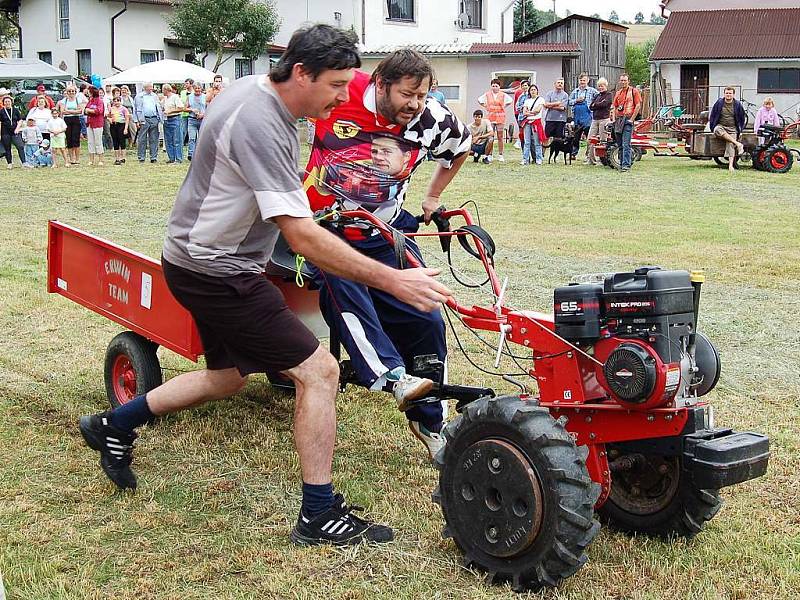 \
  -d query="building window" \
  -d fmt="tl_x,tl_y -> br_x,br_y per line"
235,58 -> 253,79
459,0 -> 482,29
438,85 -> 460,101
140,50 -> 163,64
58,0 -> 70,39
38,51 -> 53,64
387,0 -> 414,22
76,49 -> 91,77
601,32 -> 610,63
758,68 -> 800,93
